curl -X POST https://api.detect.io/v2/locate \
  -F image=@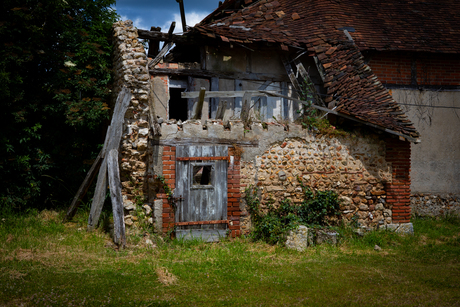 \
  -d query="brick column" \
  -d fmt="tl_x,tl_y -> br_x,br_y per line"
228,148 -> 242,237
385,138 -> 411,223
161,146 -> 176,233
